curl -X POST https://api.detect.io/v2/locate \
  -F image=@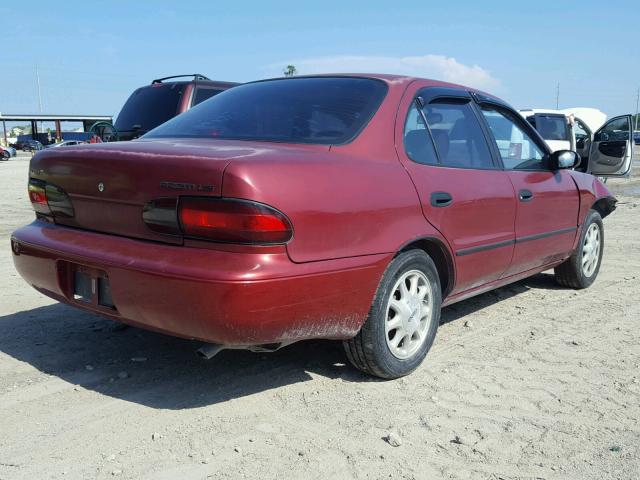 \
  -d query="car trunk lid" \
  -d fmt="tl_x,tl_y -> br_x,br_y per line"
28,139 -> 253,244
